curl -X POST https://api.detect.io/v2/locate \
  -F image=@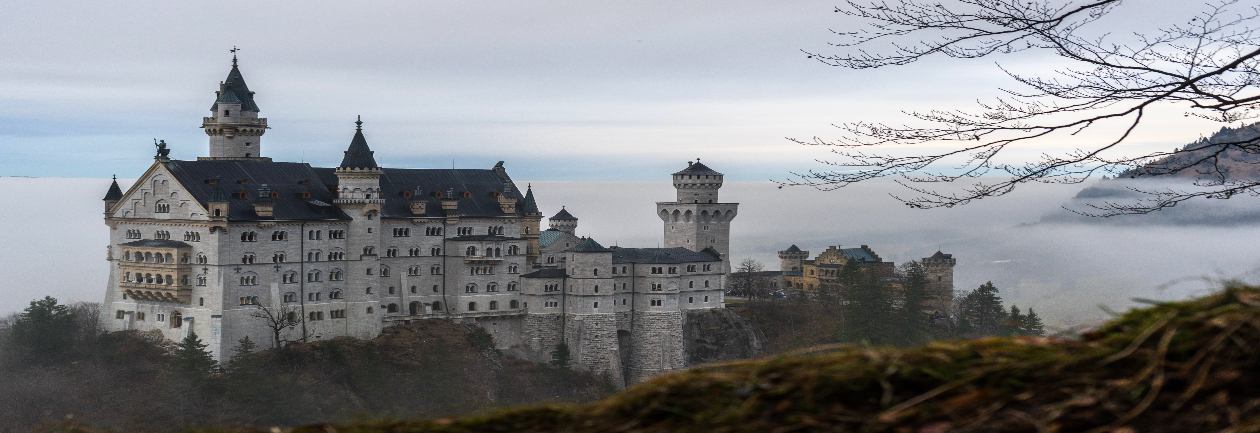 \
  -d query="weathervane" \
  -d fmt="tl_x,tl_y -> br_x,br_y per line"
230,46 -> 240,66
356,115 -> 363,131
